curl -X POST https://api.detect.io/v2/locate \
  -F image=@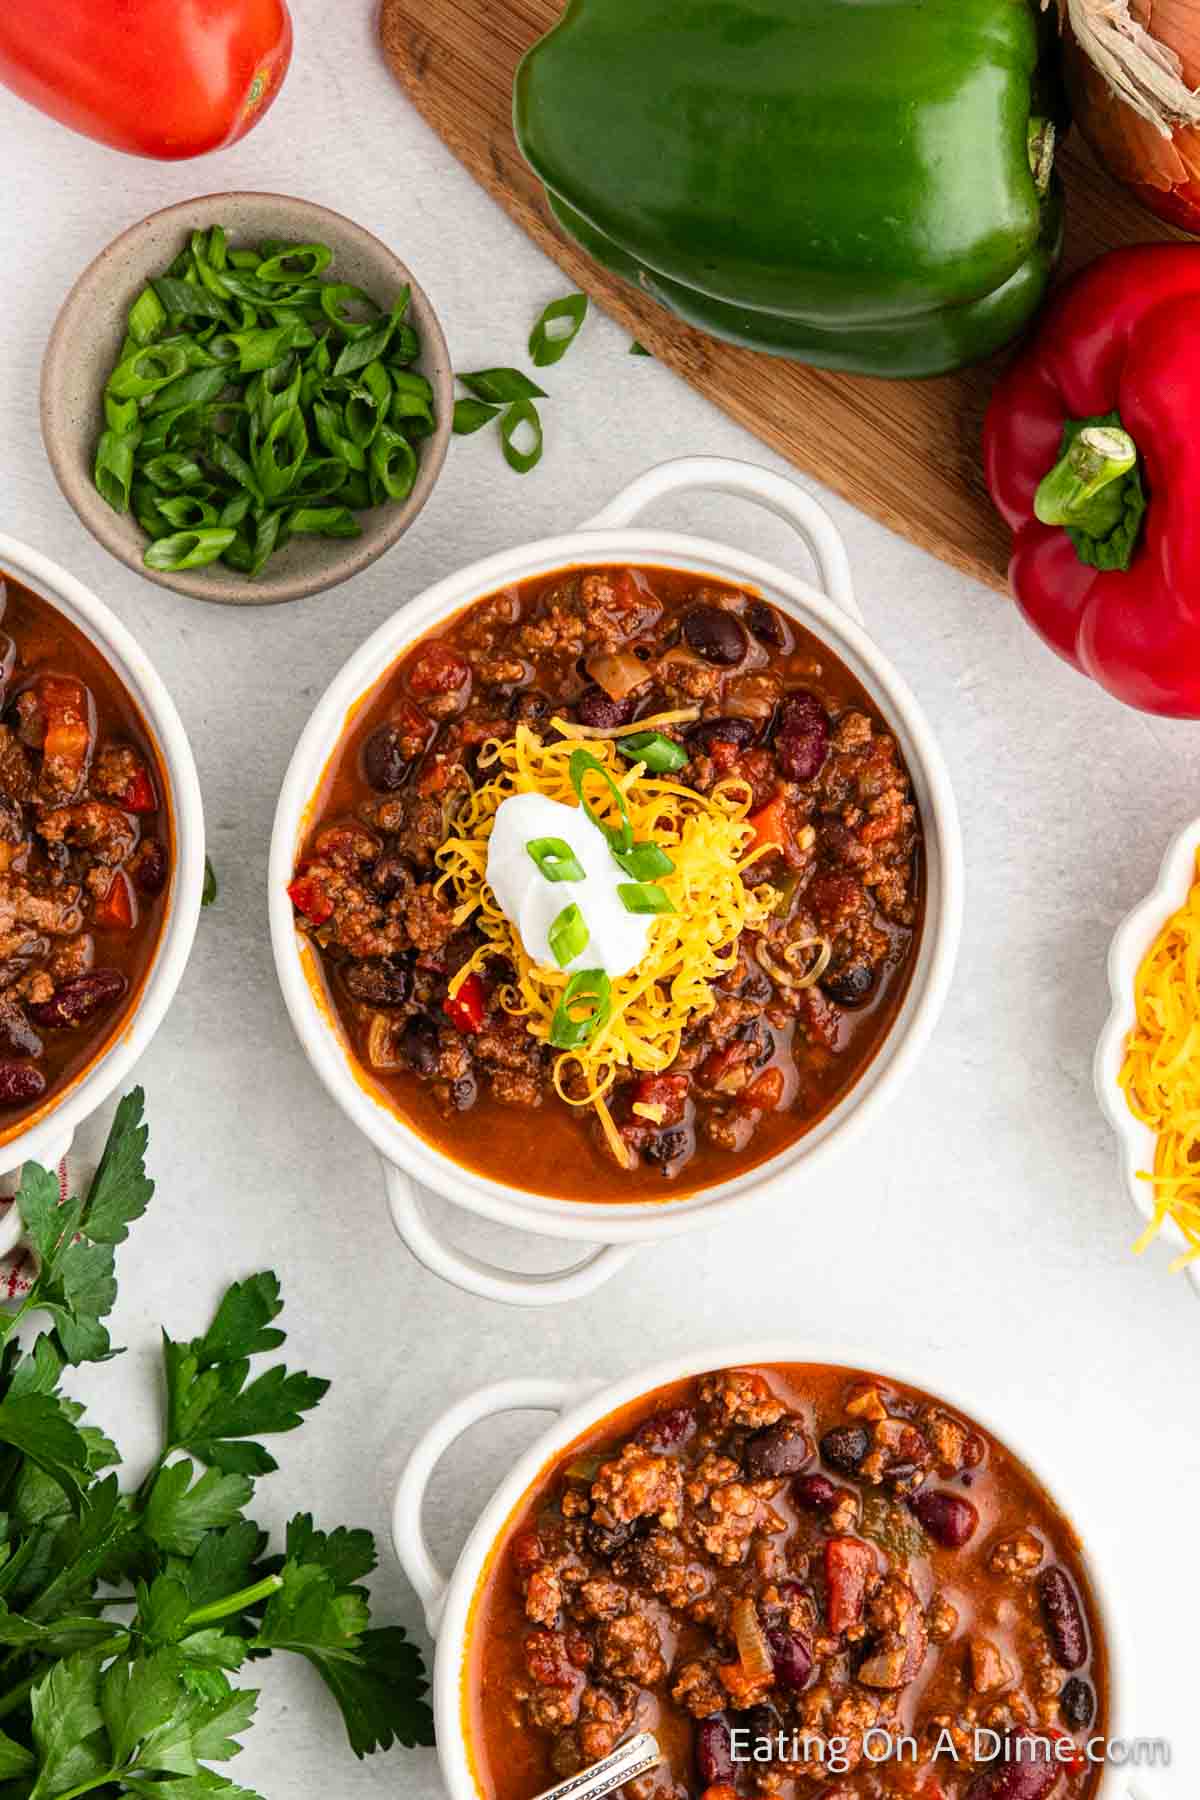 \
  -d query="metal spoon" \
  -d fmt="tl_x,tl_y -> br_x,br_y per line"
530,1731 -> 663,1800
